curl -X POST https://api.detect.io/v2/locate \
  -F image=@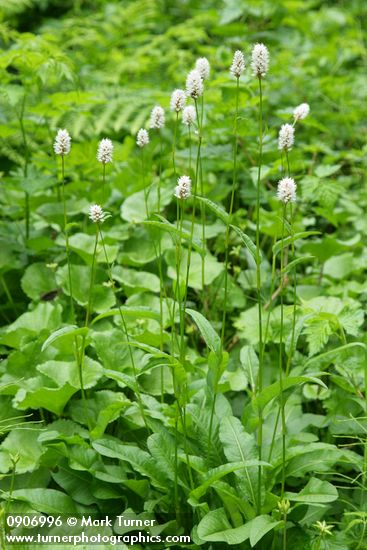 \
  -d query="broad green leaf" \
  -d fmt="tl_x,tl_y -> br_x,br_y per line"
285,477 -> 338,504
197,508 -> 251,544
20,263 -> 57,301
41,325 -> 88,352
4,488 -> 77,515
